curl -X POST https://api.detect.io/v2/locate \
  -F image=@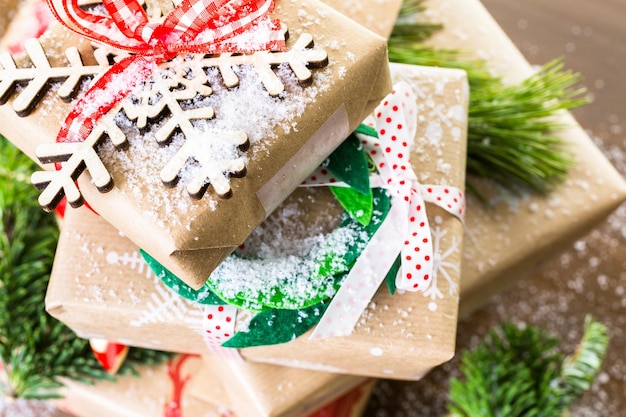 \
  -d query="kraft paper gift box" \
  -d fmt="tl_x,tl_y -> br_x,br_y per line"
194,356 -> 367,417
47,62 -> 469,380
321,0 -> 403,38
54,355 -> 375,417
224,63 -> 468,380
0,0 -> 391,290
54,355 -> 233,417
46,206 -> 367,417
417,0 -> 626,316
